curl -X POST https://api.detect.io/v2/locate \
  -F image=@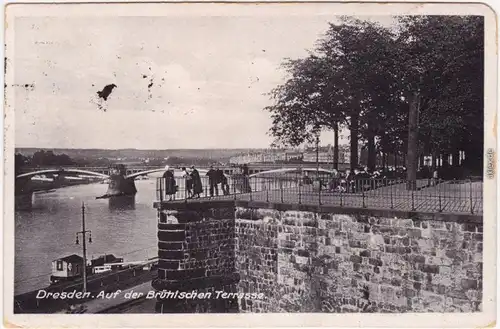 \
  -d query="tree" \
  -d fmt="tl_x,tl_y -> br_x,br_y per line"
397,16 -> 484,179
266,16 -> 484,181
265,55 -> 347,169
31,150 -> 76,166
267,17 -> 402,171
